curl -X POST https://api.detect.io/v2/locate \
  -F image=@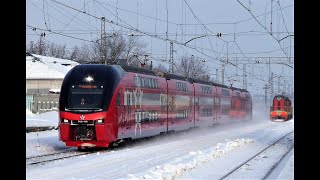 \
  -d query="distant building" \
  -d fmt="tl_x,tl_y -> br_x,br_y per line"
26,53 -> 79,94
